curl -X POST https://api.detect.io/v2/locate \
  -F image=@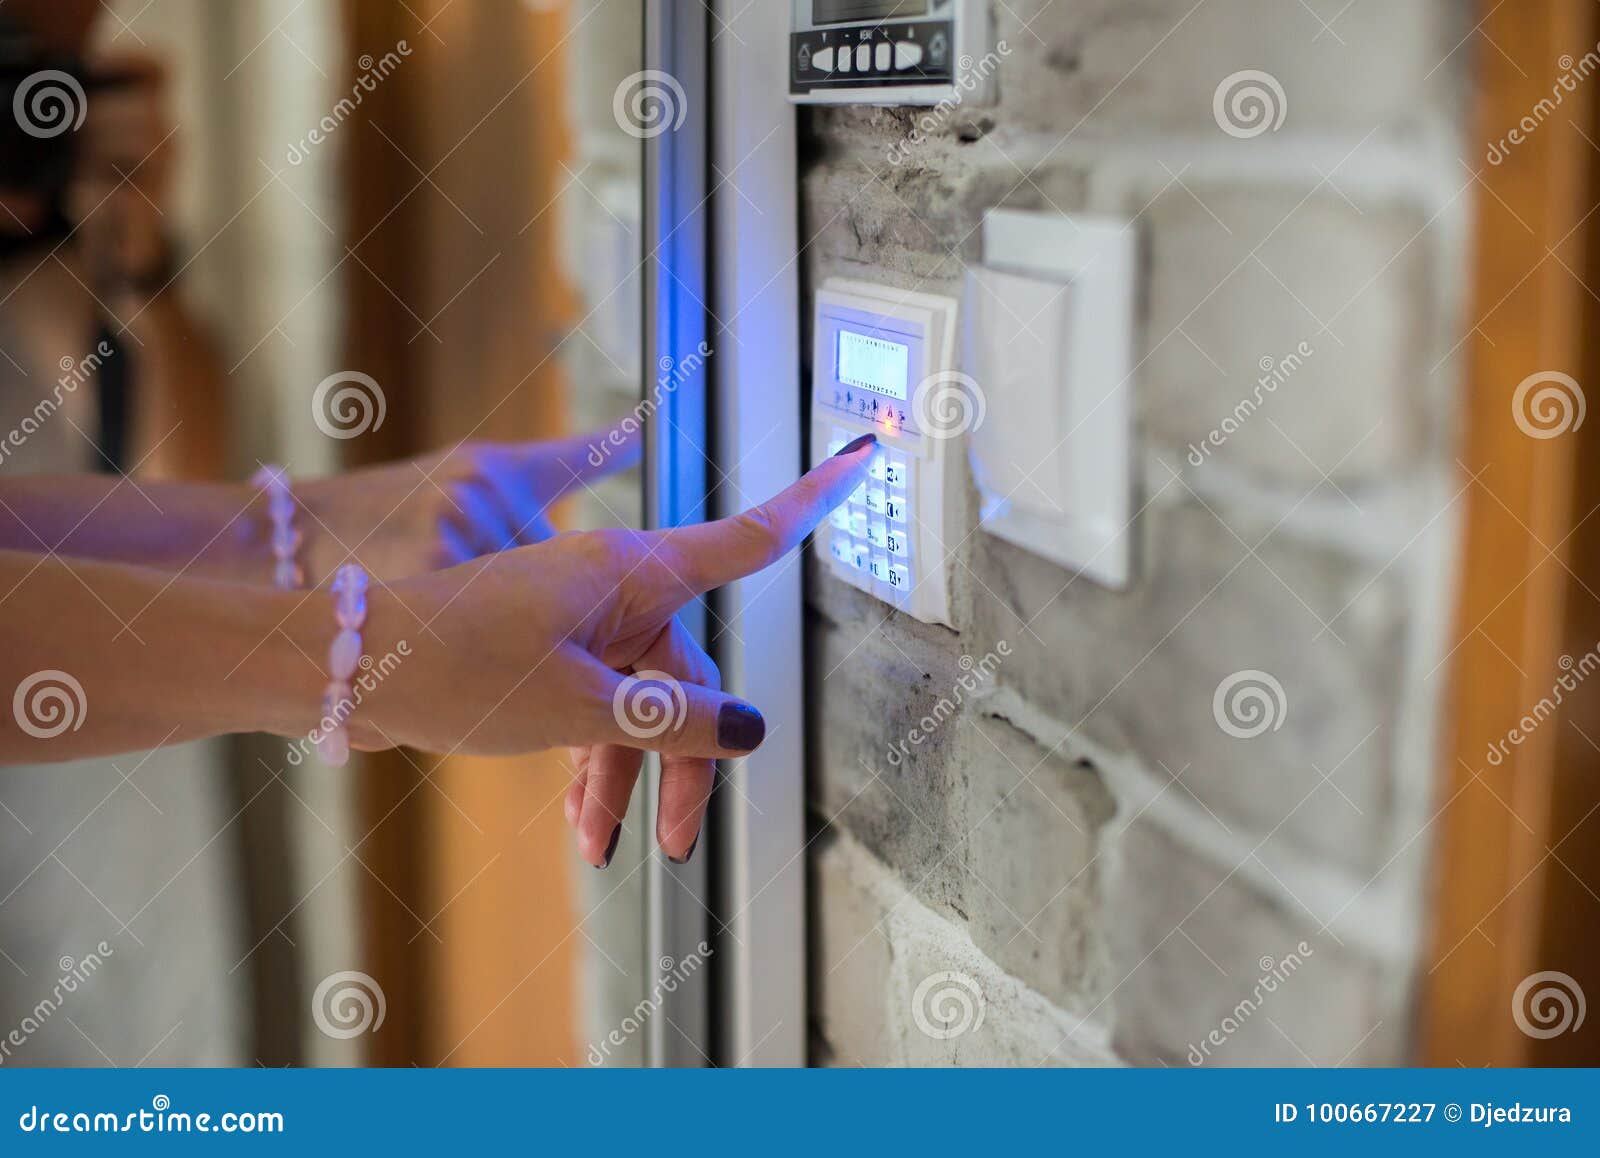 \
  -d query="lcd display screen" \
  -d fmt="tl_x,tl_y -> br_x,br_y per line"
837,330 -> 911,400
813,0 -> 929,26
